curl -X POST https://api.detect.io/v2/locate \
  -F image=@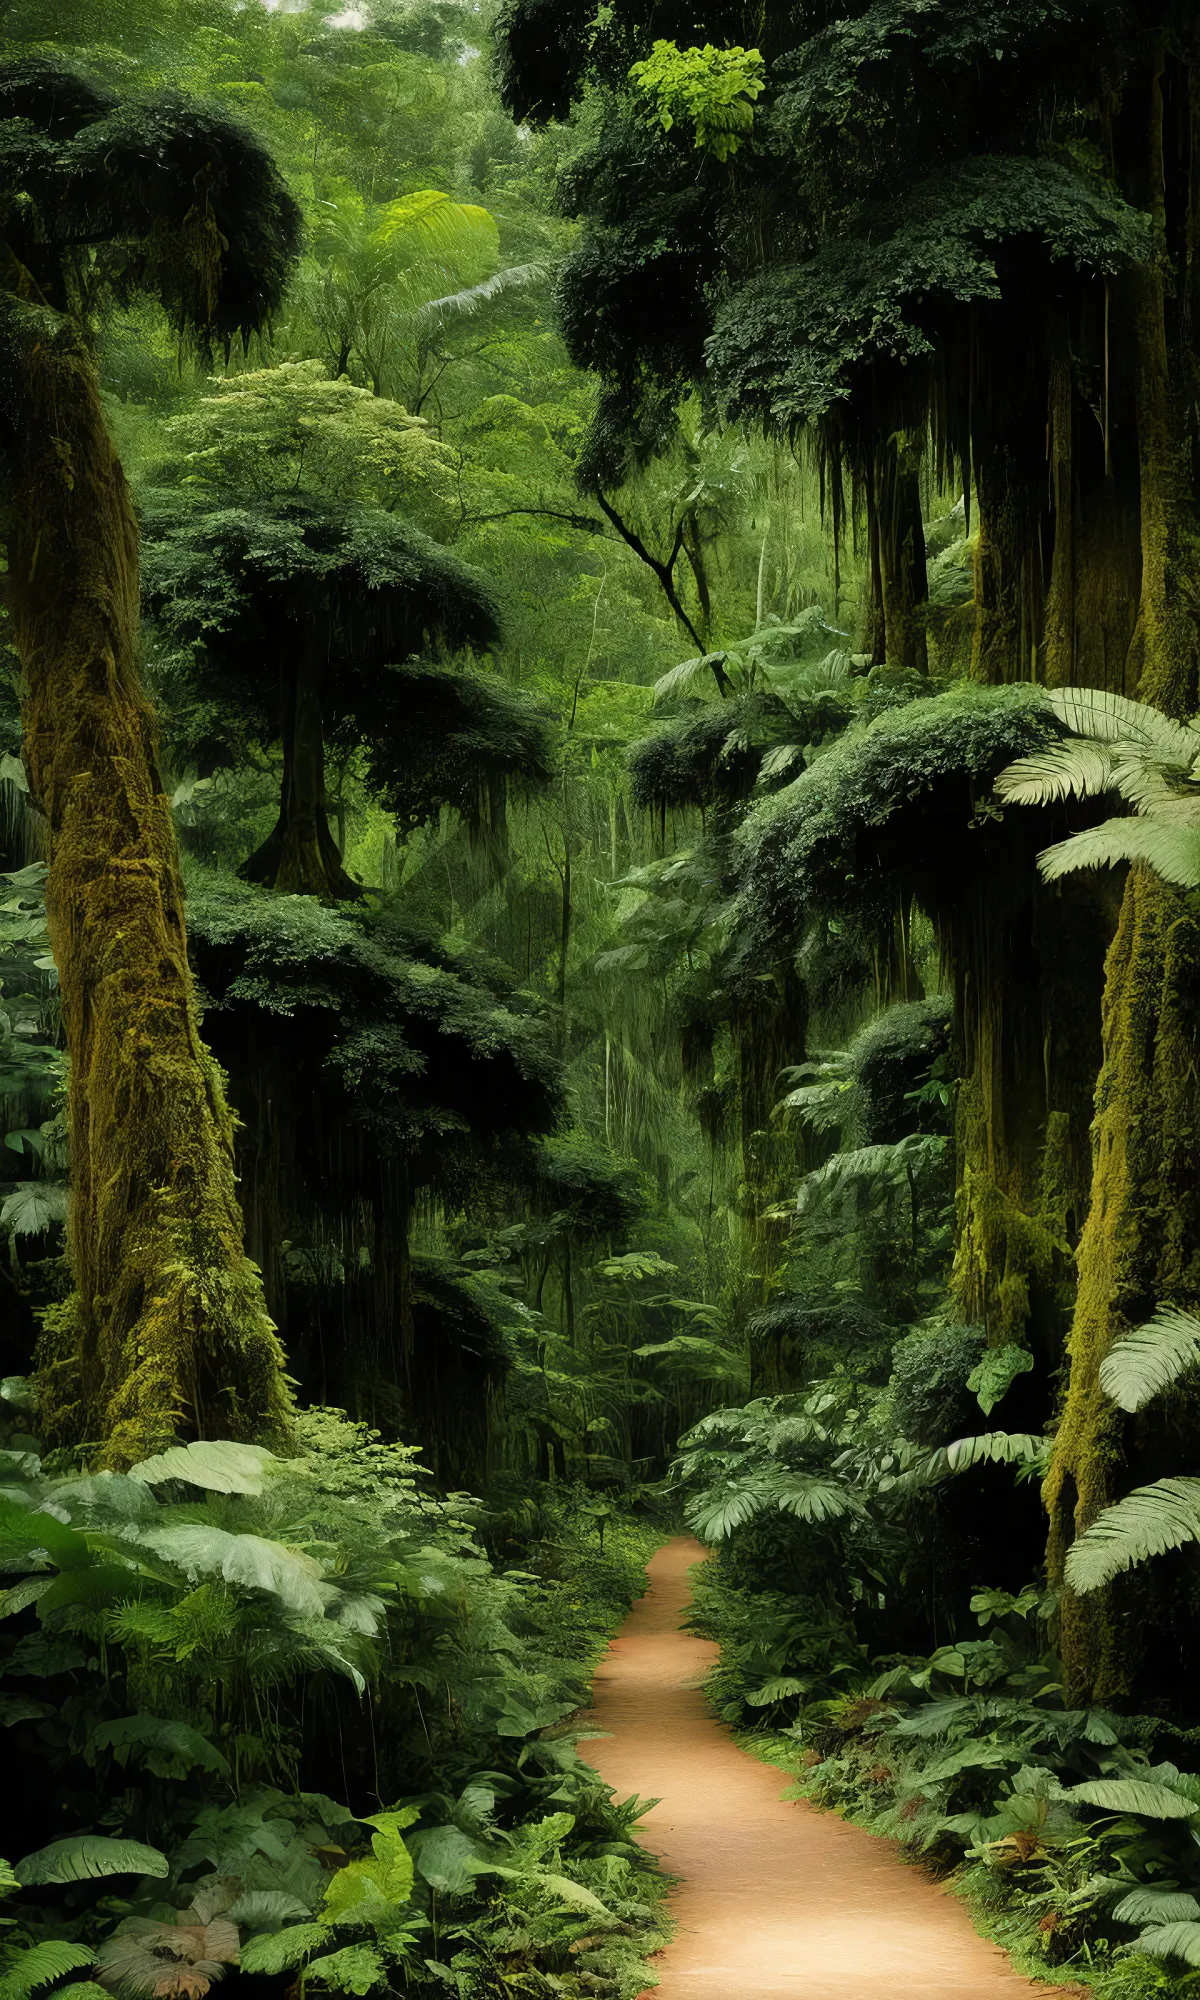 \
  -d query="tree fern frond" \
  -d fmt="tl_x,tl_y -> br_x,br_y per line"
1099,1308 -> 1200,1412
1037,818 -> 1200,887
1046,688 -> 1200,760
941,1432 -> 1050,1475
416,262 -> 549,326
1065,1478 -> 1200,1594
1110,758 -> 1198,815
766,1474 -> 859,1523
684,1478 -> 772,1541
994,741 -> 1117,805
